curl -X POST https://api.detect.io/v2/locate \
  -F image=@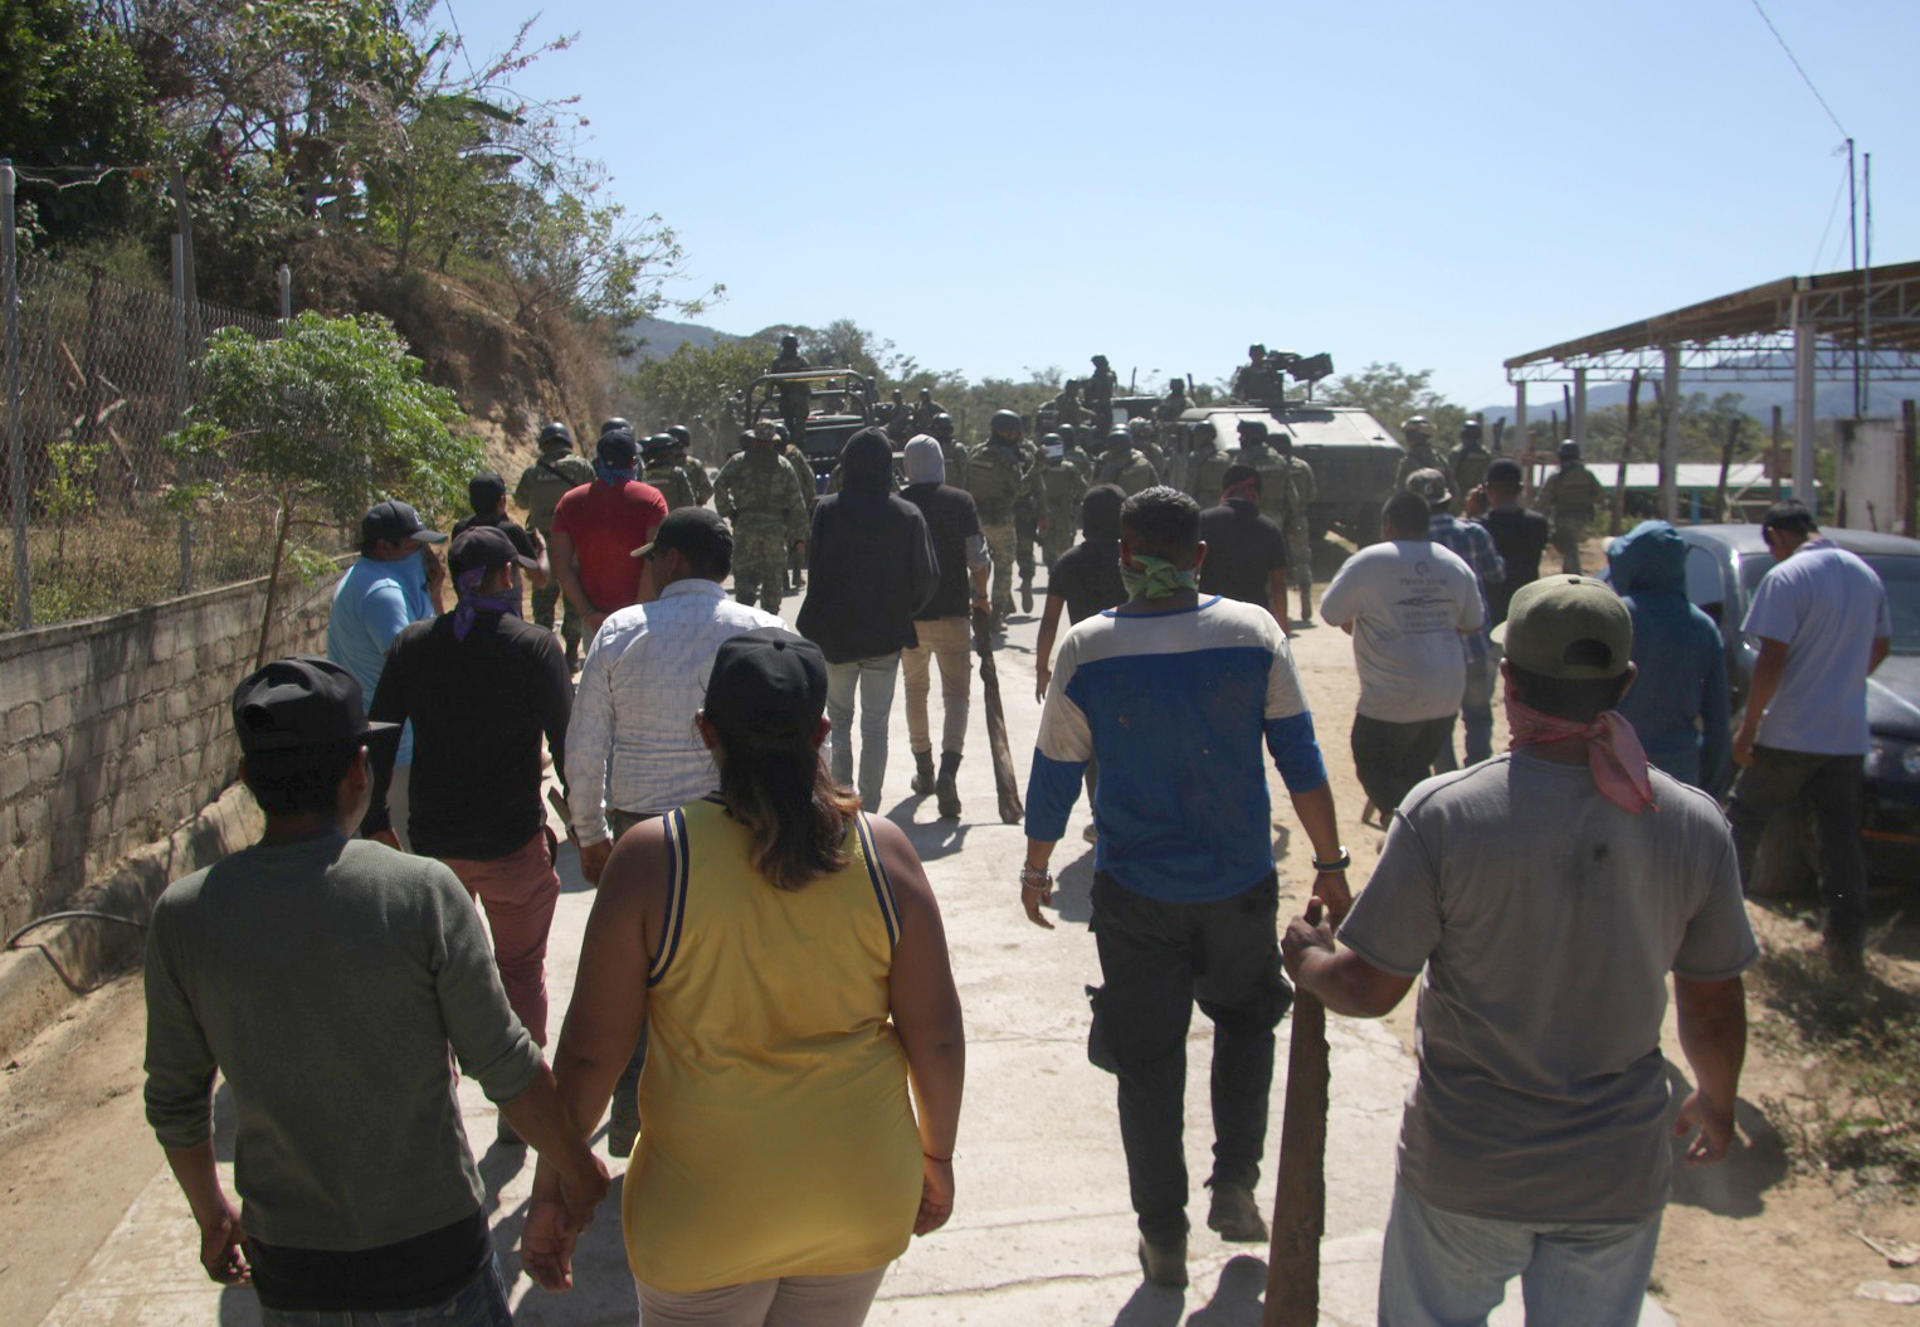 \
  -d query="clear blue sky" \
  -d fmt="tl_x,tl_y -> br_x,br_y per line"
451,0 -> 1916,409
